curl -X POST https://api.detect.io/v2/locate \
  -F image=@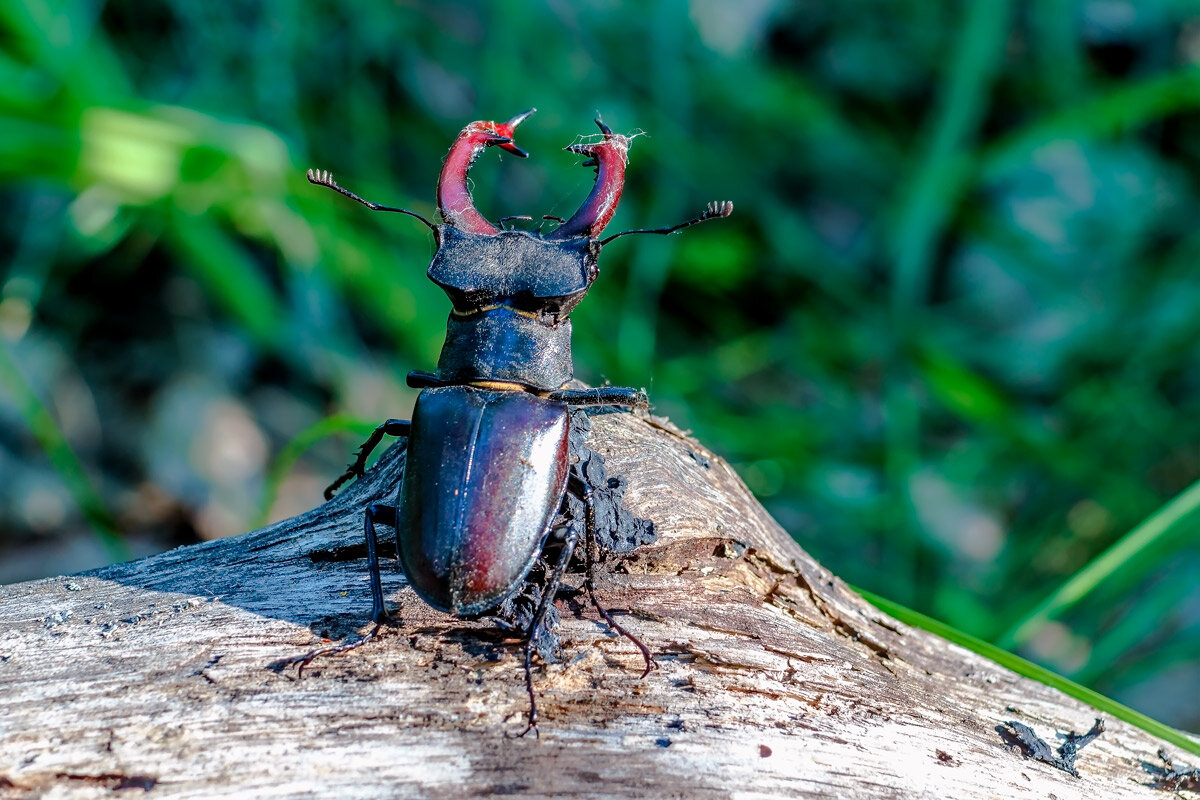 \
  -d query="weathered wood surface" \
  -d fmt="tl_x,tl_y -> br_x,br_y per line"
0,410 -> 1187,799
